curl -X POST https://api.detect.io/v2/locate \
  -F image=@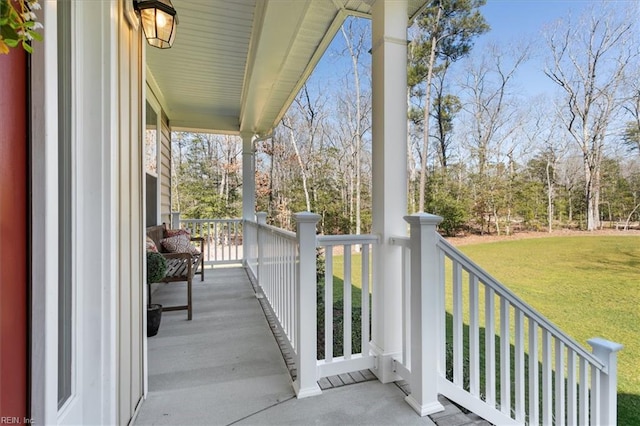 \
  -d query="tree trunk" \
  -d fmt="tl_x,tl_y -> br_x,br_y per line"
546,160 -> 554,233
418,5 -> 442,212
585,160 -> 601,231
284,118 -> 312,212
